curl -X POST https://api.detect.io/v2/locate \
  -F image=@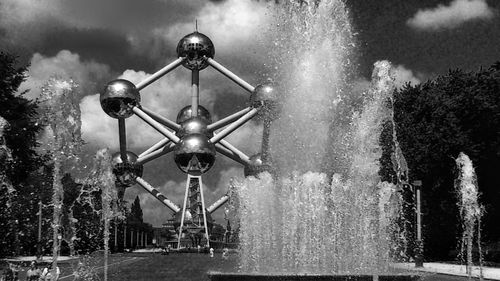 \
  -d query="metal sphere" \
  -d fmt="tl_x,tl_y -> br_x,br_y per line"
250,82 -> 280,120
174,134 -> 216,175
176,105 -> 212,124
244,153 -> 275,177
111,151 -> 143,187
176,32 -> 215,70
100,79 -> 141,119
177,117 -> 211,138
